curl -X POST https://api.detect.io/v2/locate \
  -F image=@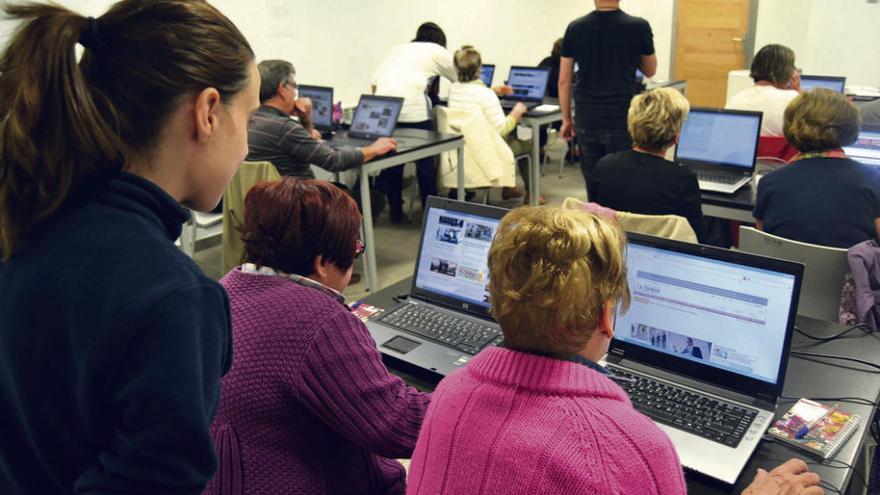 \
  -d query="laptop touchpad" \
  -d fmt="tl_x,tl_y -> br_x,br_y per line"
382,336 -> 421,354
